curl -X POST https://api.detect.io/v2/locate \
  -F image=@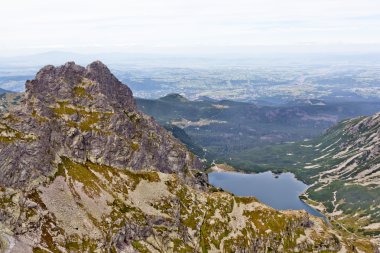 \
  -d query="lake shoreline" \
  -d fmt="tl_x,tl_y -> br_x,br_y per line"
208,170 -> 329,222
